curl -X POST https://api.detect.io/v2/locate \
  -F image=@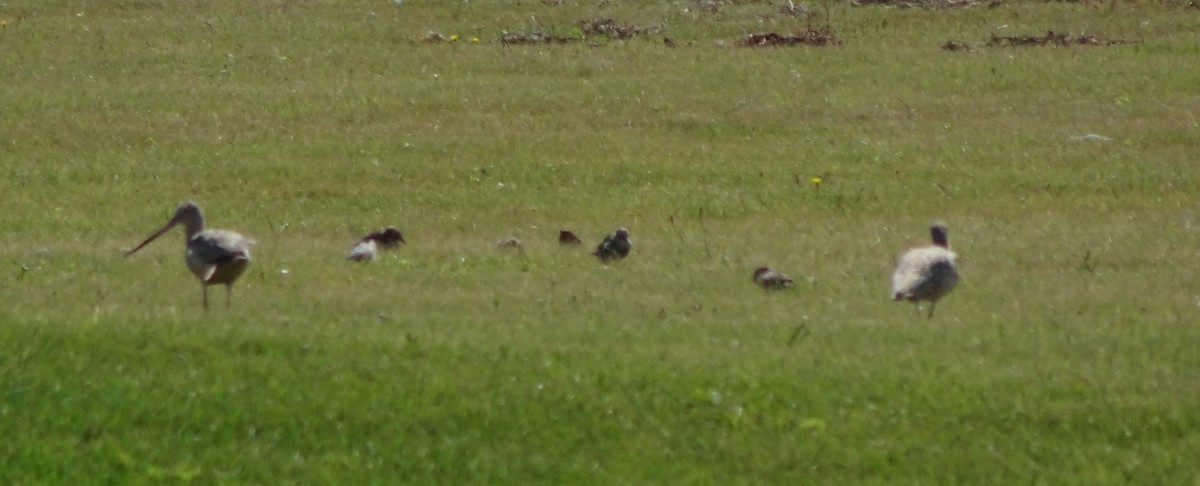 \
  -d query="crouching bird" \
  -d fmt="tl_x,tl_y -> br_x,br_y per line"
558,230 -> 583,246
891,222 -> 959,318
125,202 -> 255,310
347,227 -> 405,262
593,227 -> 632,263
753,267 -> 794,290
